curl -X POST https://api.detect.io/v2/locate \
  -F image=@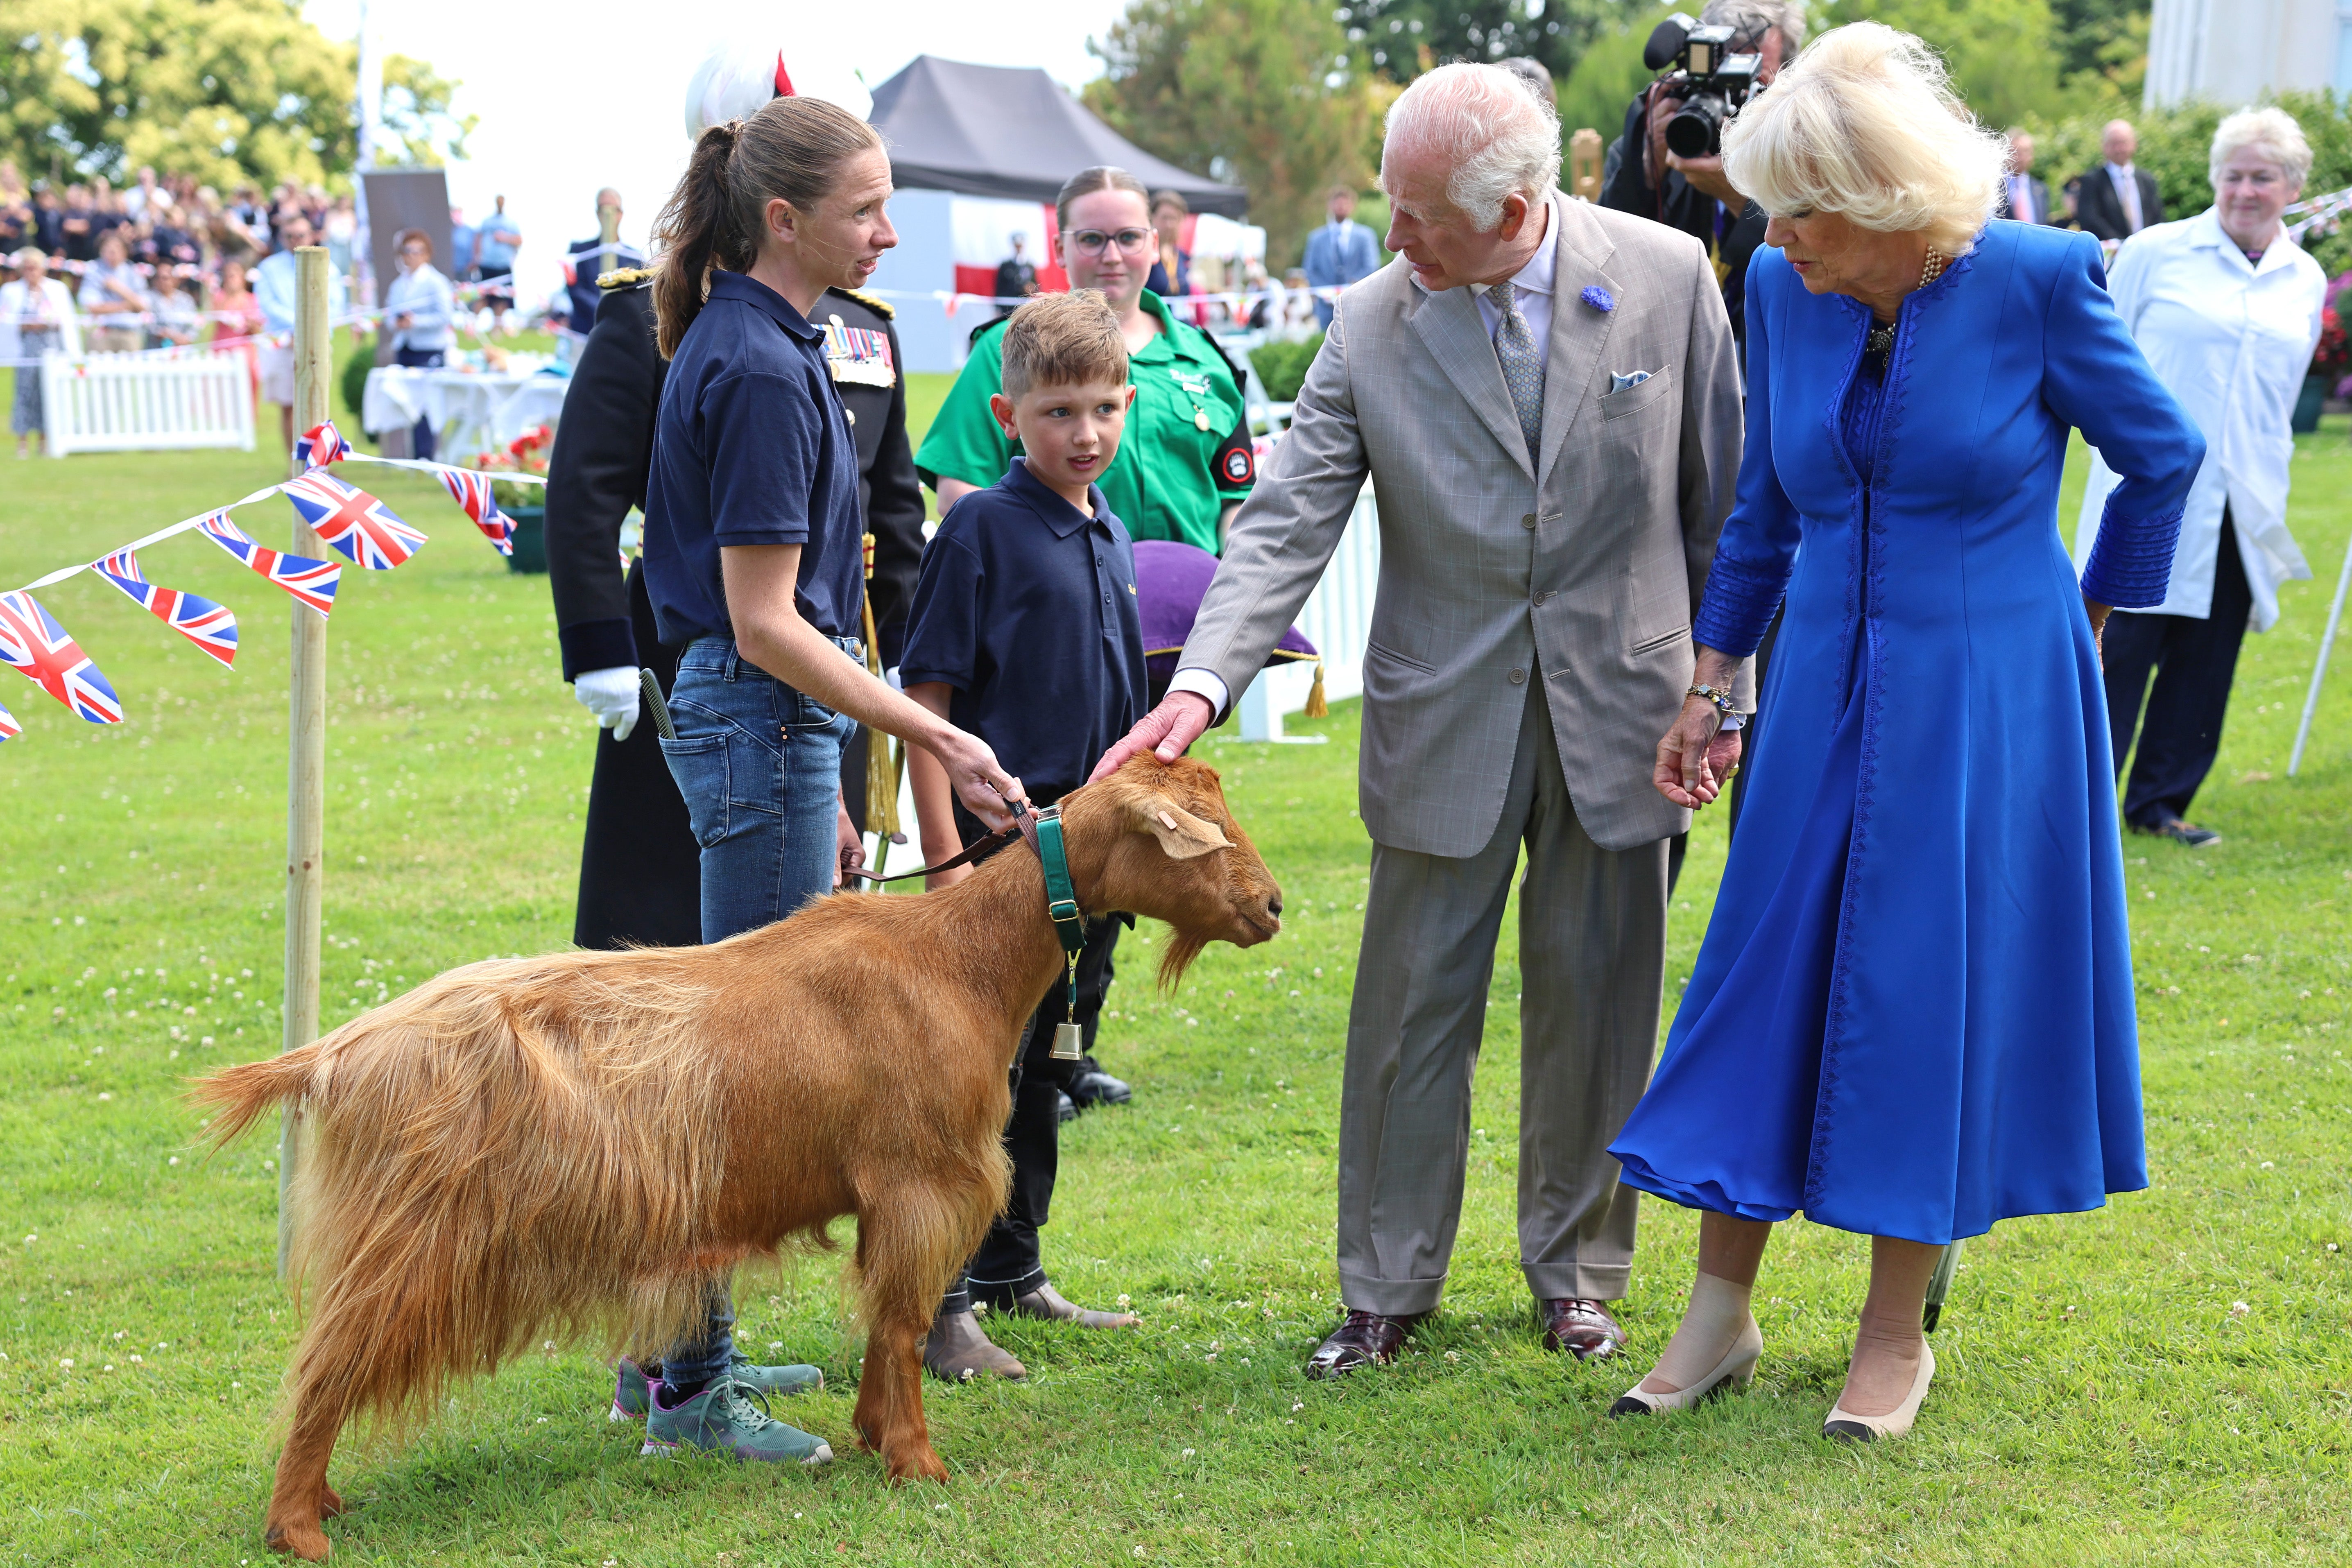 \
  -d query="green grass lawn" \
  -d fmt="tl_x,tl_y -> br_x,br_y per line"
1,424 -> 2348,1566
